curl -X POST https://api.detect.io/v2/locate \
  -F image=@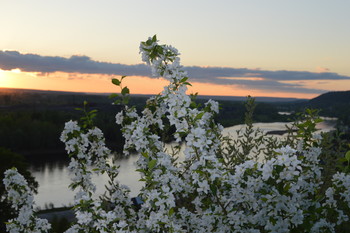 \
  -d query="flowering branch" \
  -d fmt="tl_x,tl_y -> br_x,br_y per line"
3,168 -> 51,233
2,35 -> 350,233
